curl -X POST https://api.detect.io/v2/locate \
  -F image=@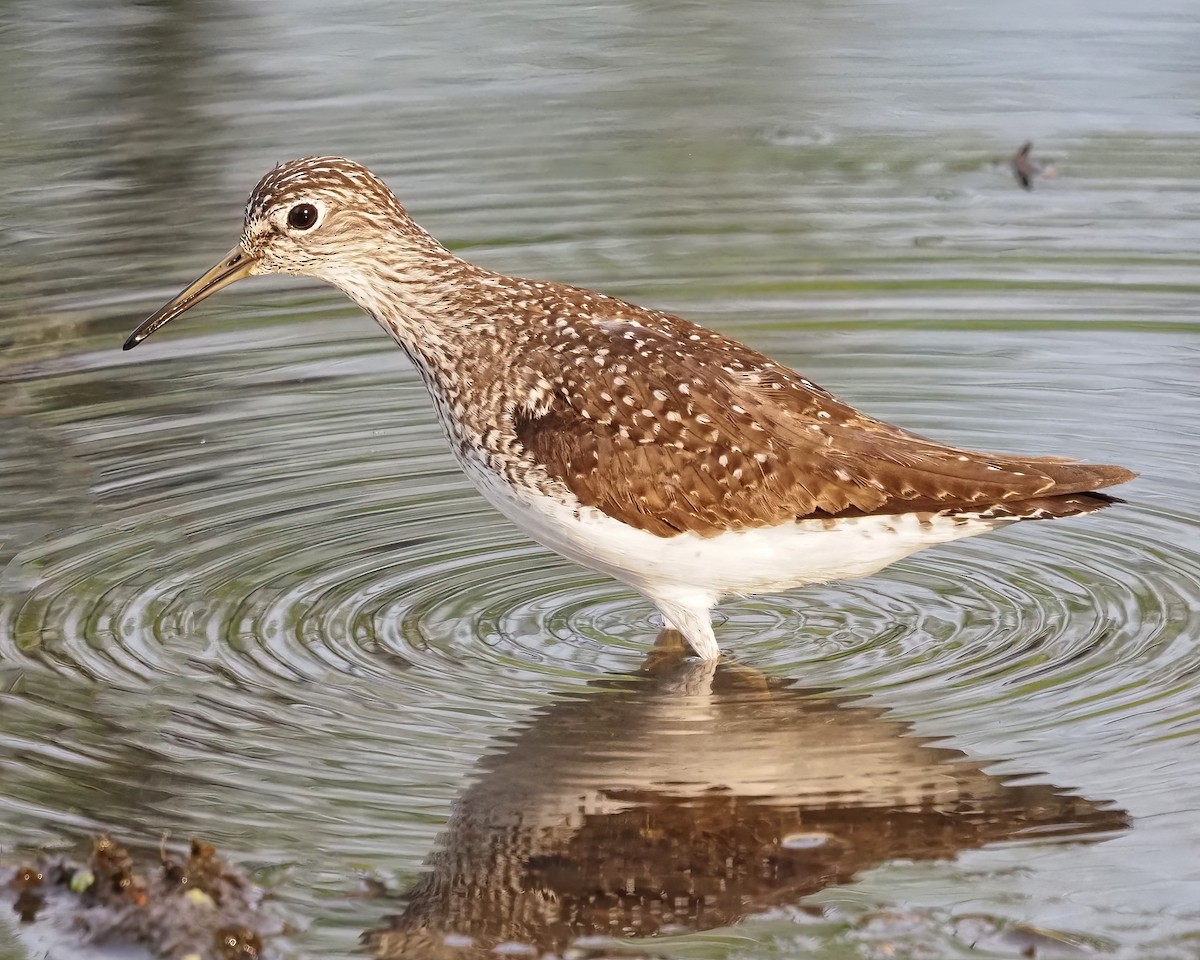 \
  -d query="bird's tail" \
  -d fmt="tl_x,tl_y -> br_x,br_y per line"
975,489 -> 1125,522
